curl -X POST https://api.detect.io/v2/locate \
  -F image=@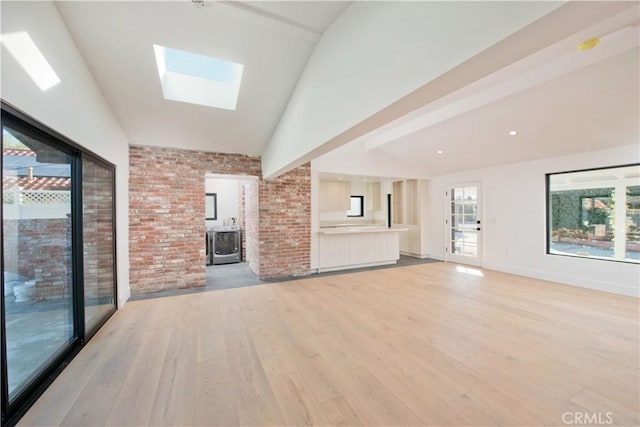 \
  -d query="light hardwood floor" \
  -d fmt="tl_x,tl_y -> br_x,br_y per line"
19,263 -> 639,426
